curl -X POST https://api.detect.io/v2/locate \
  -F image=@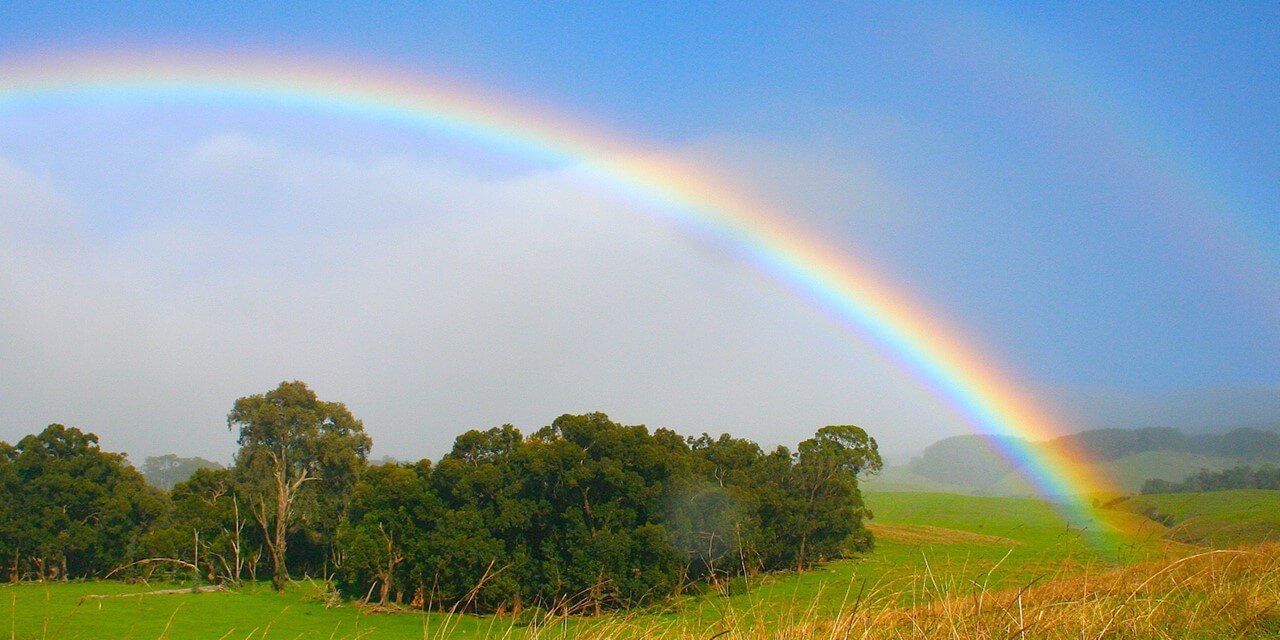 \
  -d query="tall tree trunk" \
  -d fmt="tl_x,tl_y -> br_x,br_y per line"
796,534 -> 807,573
377,523 -> 401,606
272,457 -> 290,592
231,497 -> 244,583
